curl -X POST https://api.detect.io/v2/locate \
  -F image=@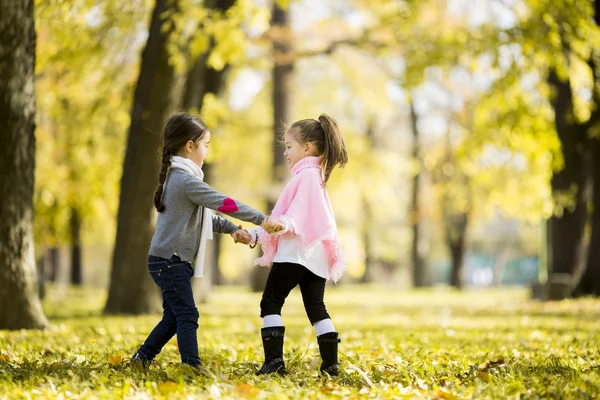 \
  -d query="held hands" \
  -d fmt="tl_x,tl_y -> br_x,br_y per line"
232,225 -> 252,245
261,218 -> 285,234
